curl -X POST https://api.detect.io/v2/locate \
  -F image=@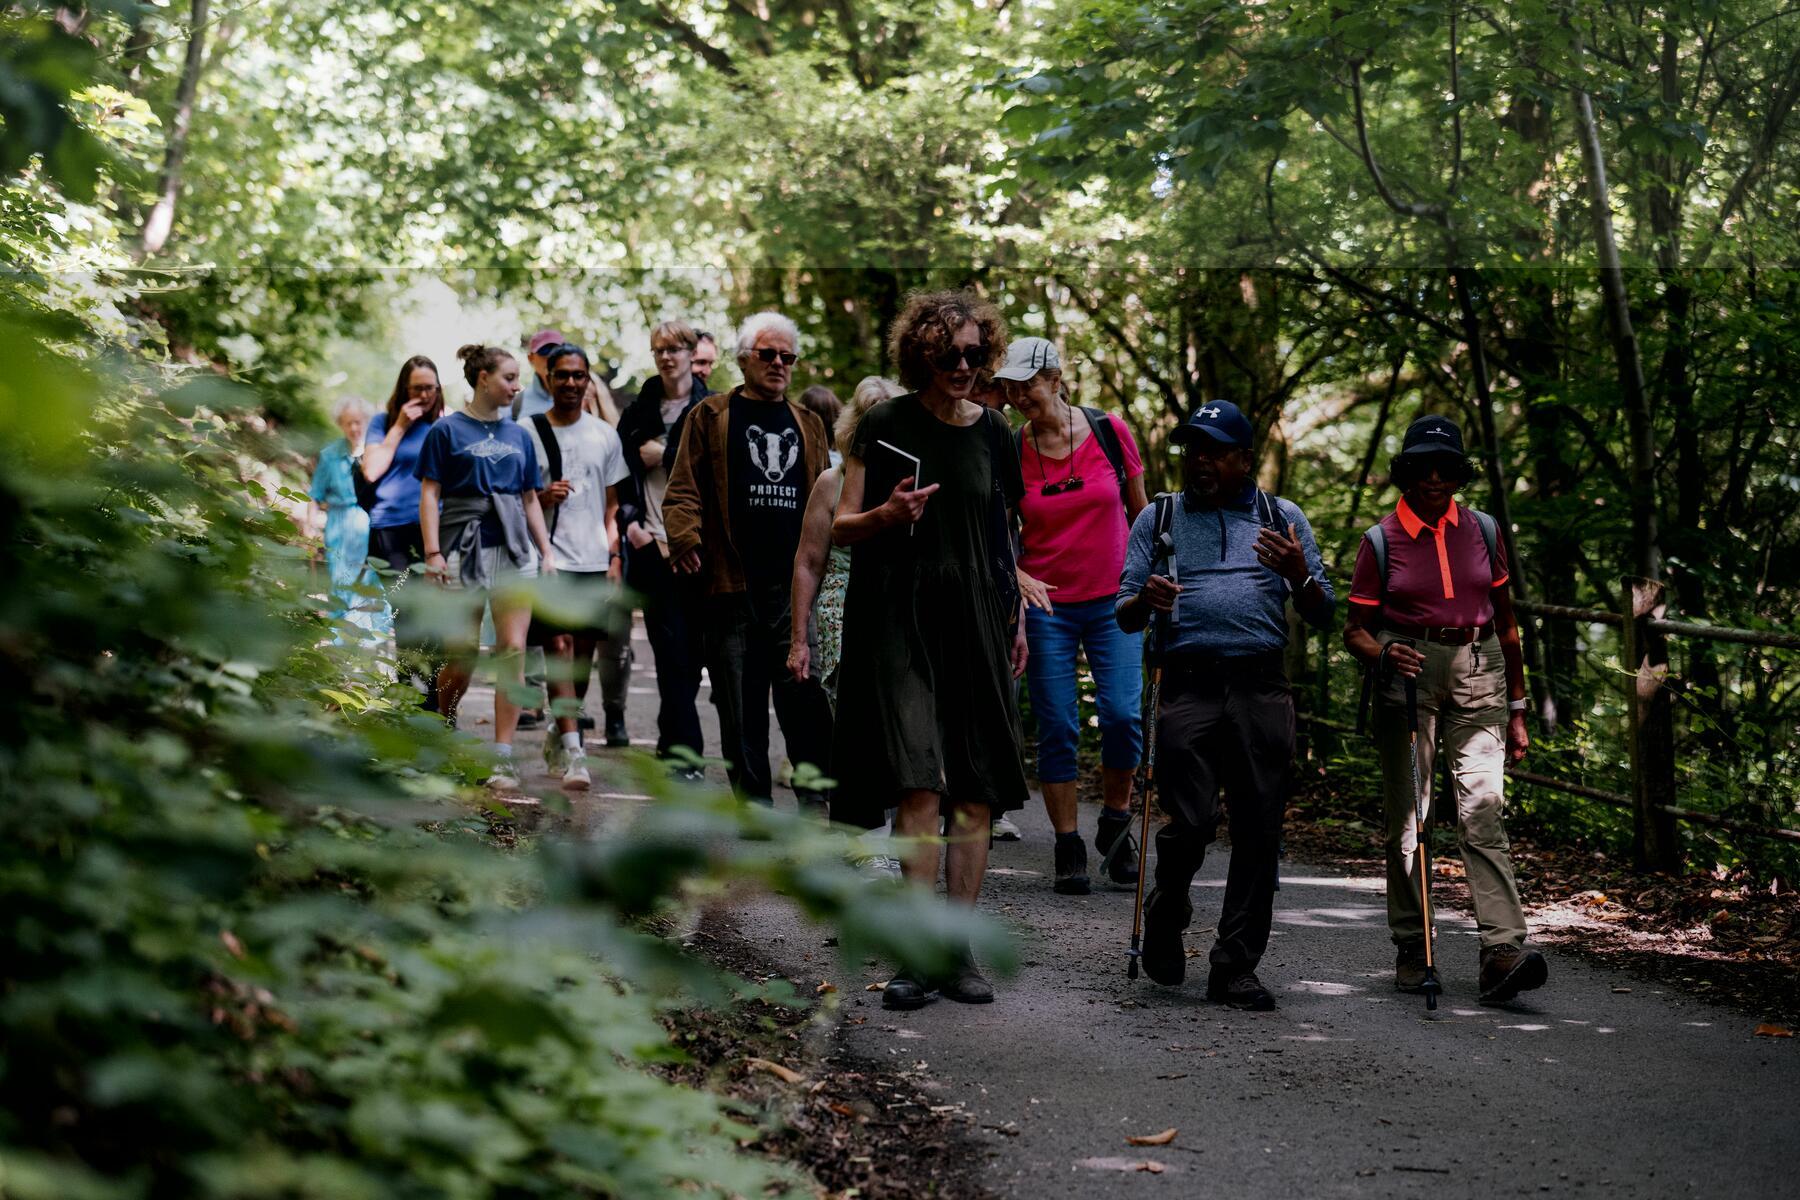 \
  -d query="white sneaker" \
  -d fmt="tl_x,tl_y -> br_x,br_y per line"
562,753 -> 591,791
992,815 -> 1022,841
486,763 -> 522,793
